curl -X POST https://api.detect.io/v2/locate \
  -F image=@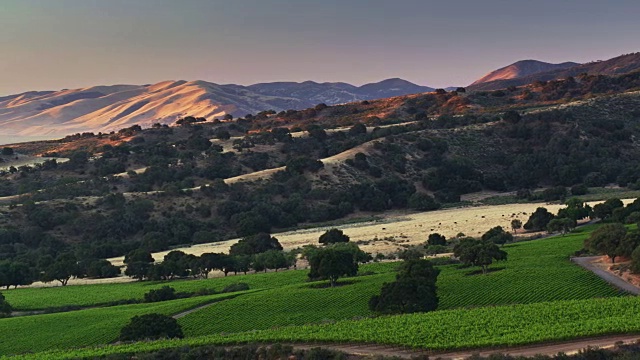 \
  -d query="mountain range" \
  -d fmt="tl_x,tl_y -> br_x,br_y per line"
2,51 -> 640,139
0,79 -> 433,138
